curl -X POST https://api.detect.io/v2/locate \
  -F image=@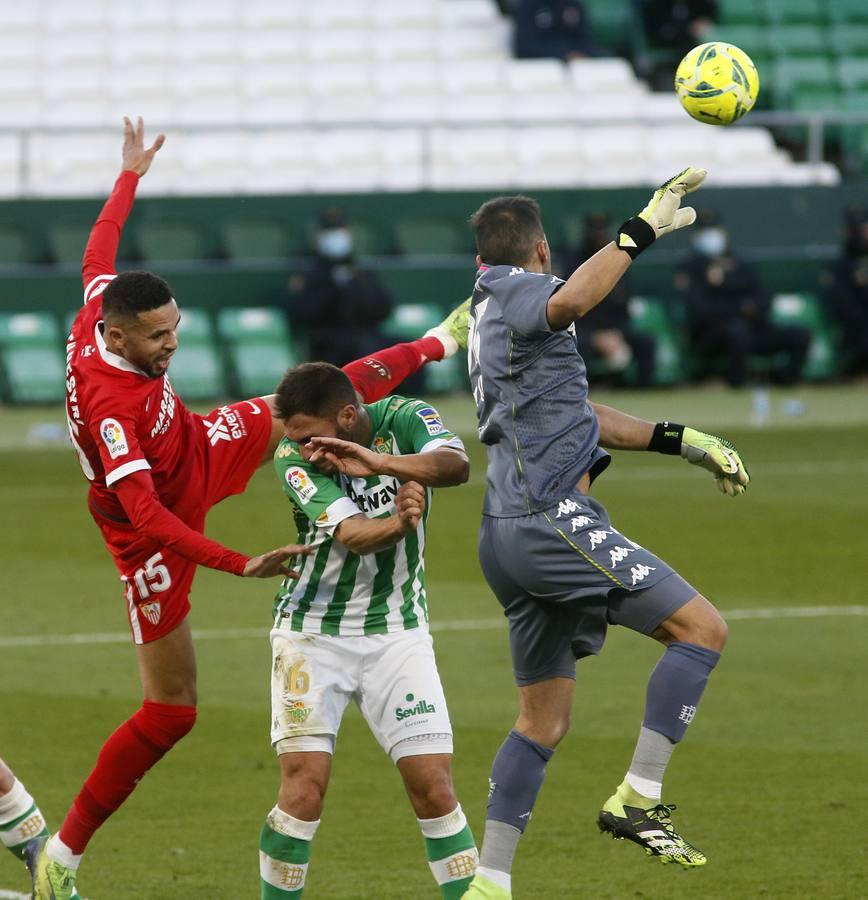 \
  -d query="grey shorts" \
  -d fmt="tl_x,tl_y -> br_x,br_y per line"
478,493 -> 698,686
